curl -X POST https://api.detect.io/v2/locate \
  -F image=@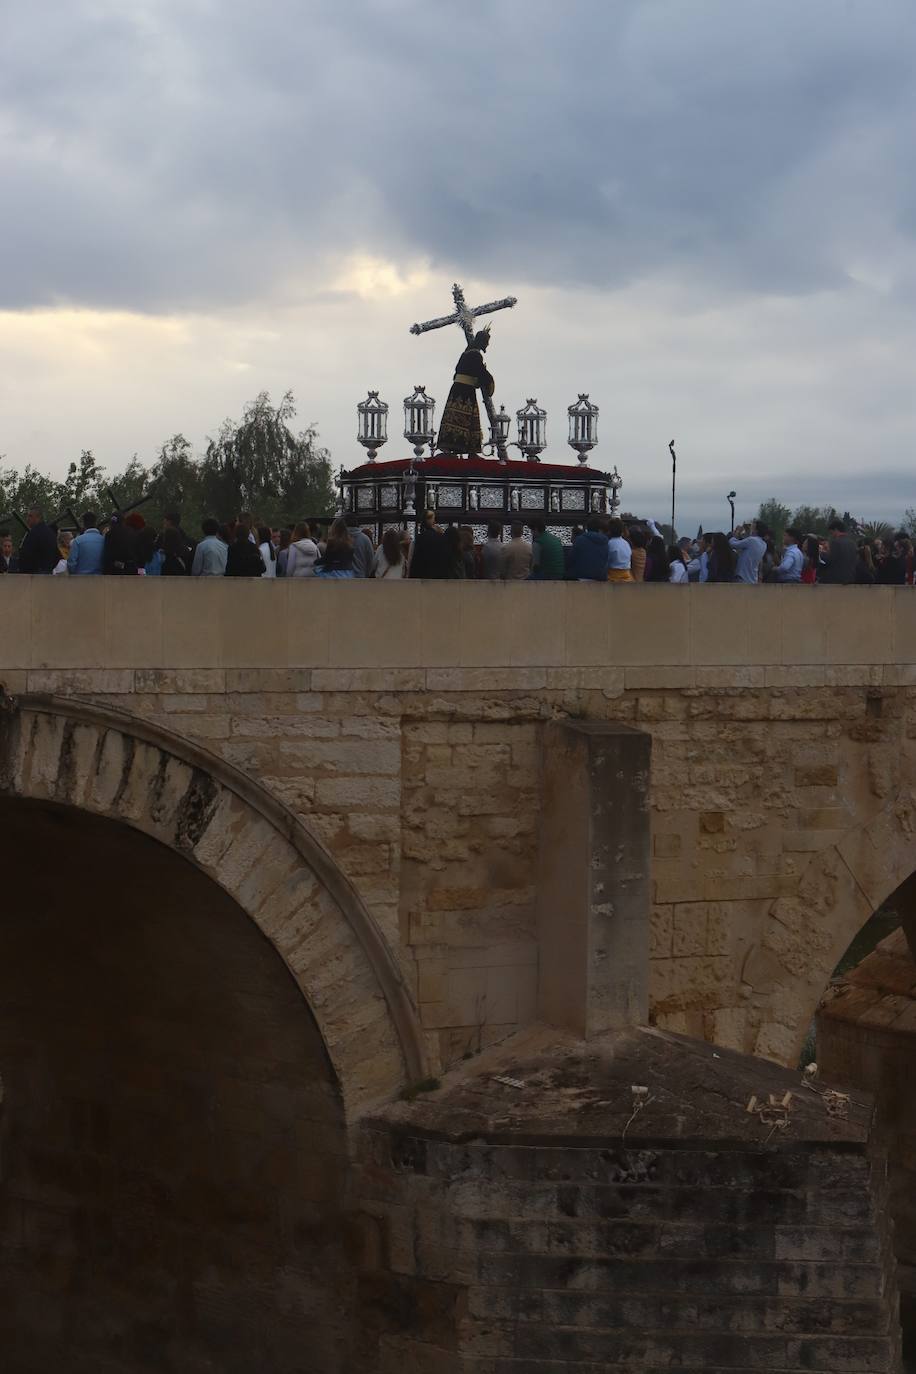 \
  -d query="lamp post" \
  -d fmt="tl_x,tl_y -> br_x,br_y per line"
403,385 -> 436,461
356,391 -> 389,462
669,439 -> 677,539
516,399 -> 547,462
727,490 -> 736,533
567,394 -> 599,464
